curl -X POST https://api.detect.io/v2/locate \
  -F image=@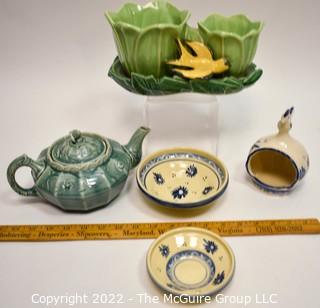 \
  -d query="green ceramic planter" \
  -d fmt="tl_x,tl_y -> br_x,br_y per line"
108,56 -> 262,95
105,0 -> 190,78
198,14 -> 263,76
